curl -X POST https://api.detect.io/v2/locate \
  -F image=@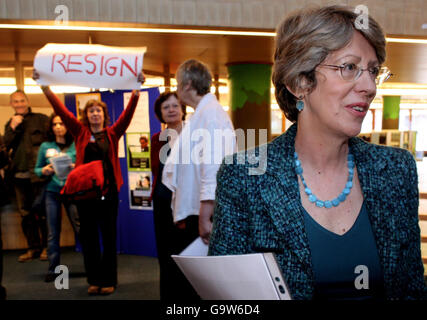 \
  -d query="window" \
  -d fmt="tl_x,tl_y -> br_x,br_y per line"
411,110 -> 427,152
399,110 -> 410,131
361,109 -> 373,133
